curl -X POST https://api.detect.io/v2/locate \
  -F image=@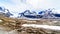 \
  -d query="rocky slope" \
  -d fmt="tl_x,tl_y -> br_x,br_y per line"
0,13 -> 60,34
